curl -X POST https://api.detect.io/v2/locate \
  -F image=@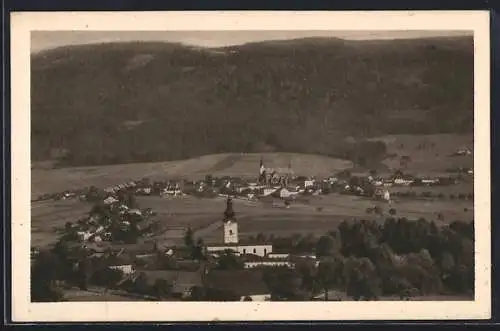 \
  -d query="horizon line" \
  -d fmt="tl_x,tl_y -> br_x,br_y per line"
31,30 -> 473,54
